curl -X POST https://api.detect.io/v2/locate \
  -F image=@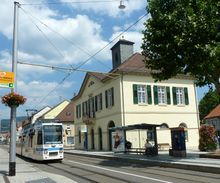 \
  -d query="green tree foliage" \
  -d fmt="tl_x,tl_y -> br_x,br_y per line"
199,89 -> 220,121
142,0 -> 220,95
199,124 -> 217,151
